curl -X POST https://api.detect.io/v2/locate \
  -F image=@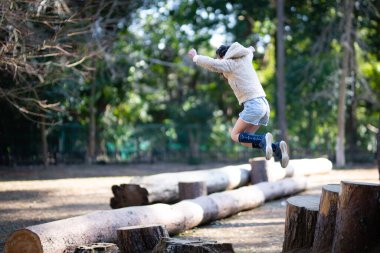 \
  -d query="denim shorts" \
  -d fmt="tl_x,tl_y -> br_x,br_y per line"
239,97 -> 270,126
